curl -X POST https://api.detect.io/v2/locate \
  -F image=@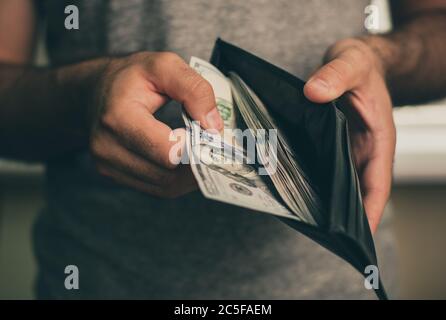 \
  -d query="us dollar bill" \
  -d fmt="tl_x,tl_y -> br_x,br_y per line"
183,57 -> 295,219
